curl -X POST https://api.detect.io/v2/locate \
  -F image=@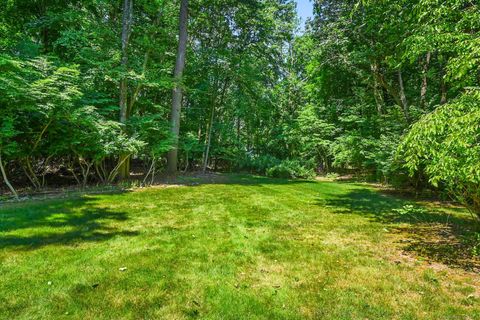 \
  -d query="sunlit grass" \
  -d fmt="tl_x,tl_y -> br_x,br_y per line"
0,174 -> 479,319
